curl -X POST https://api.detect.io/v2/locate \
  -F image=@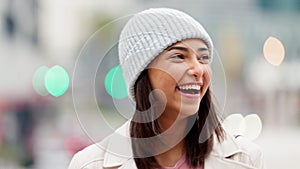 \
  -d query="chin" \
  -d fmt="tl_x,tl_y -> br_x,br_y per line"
179,105 -> 199,118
